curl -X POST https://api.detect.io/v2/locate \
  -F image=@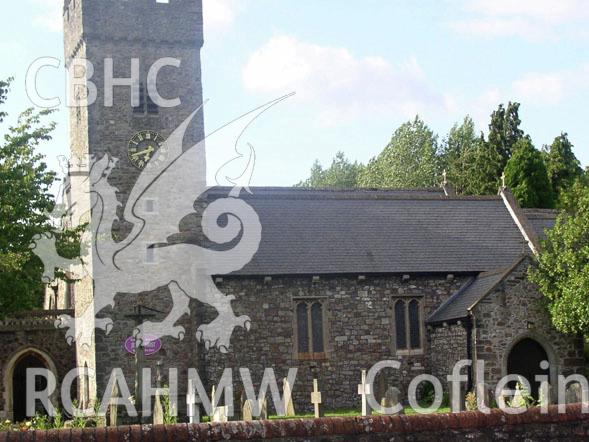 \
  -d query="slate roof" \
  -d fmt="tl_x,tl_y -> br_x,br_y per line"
523,209 -> 558,240
426,256 -> 527,324
205,187 -> 527,276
